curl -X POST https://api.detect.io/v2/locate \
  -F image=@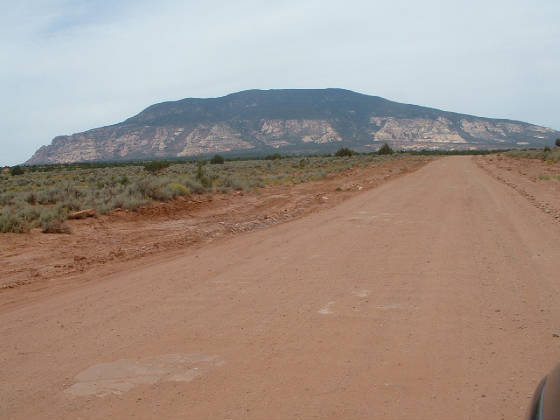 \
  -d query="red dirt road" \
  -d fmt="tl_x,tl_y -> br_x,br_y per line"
1,156 -> 559,419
